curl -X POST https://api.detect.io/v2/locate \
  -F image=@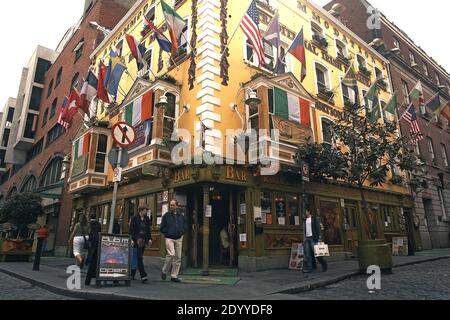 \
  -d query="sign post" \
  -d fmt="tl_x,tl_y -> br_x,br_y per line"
109,122 -> 136,234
